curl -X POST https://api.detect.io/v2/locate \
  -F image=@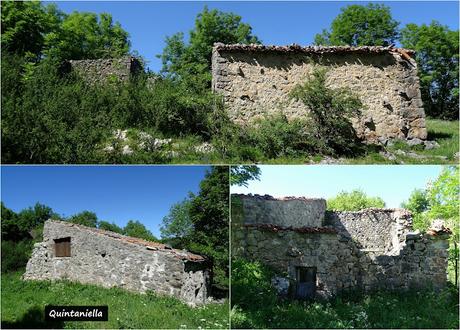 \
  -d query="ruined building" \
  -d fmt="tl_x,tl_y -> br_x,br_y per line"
212,44 -> 427,144
232,194 -> 451,299
66,56 -> 142,84
23,220 -> 210,306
